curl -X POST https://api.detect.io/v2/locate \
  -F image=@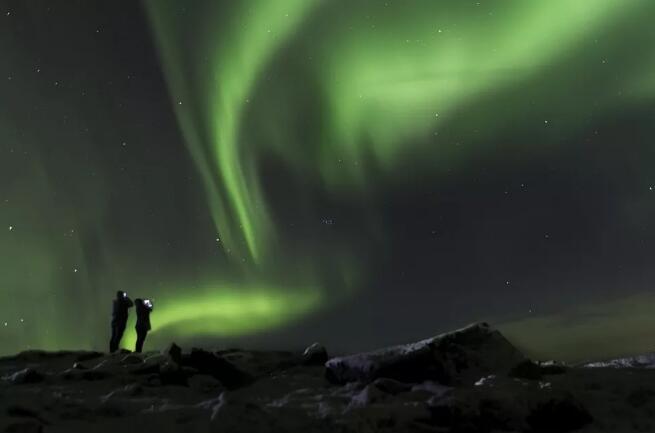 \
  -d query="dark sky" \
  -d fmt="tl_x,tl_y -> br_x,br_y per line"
1,0 -> 655,362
